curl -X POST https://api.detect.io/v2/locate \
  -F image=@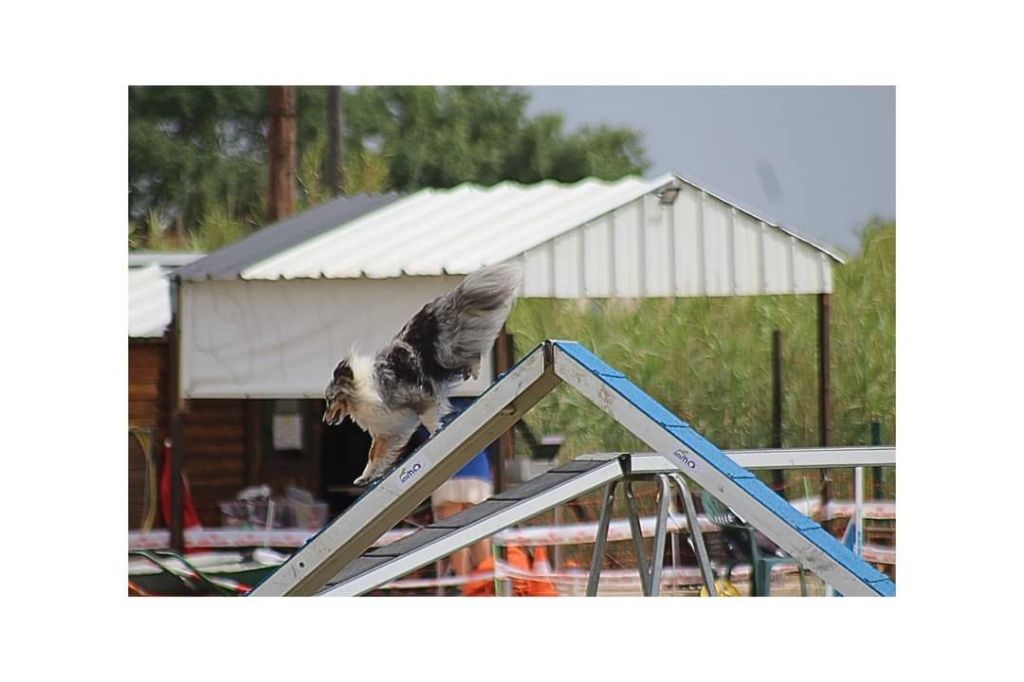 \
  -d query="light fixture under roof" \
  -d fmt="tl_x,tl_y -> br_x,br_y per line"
657,185 -> 681,206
